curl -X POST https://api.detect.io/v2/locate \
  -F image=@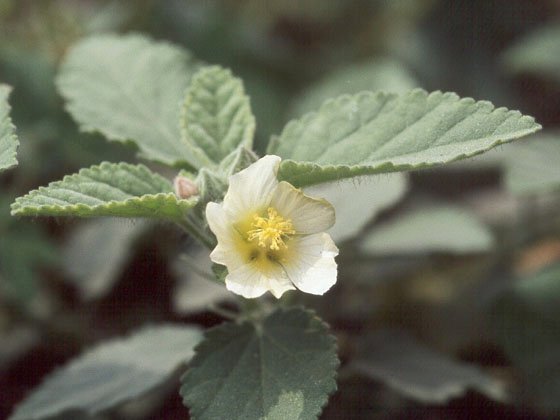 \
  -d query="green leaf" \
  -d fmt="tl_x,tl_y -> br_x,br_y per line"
0,326 -> 39,370
304,174 -> 408,243
270,90 -> 541,187
194,168 -> 227,208
11,162 -> 196,221
181,66 -> 255,164
0,226 -> 58,306
0,47 -> 58,121
9,325 -> 202,420
57,34 -> 204,168
180,307 -> 339,420
0,84 -> 19,172
63,219 -> 149,300
503,23 -> 560,84
360,204 -> 494,255
290,58 -> 418,118
187,168 -> 227,239
491,264 -> 560,413
503,133 -> 560,195
352,329 -> 506,403
181,147 -> 256,222
217,146 -> 258,177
